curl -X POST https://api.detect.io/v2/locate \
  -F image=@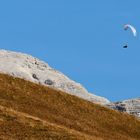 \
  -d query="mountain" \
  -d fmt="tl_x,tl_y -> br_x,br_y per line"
107,98 -> 140,118
0,73 -> 140,140
0,49 -> 109,104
